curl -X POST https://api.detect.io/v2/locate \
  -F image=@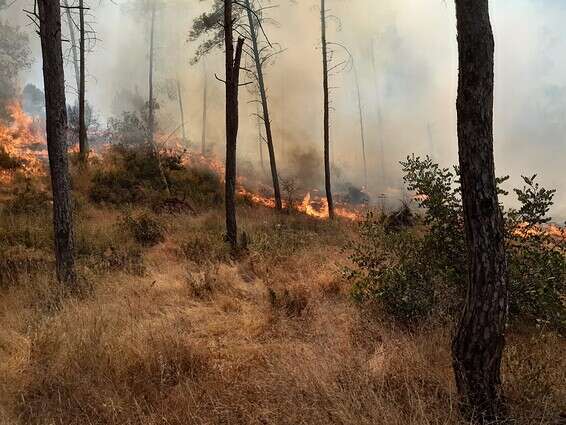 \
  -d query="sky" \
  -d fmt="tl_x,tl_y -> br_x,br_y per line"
2,0 -> 566,220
